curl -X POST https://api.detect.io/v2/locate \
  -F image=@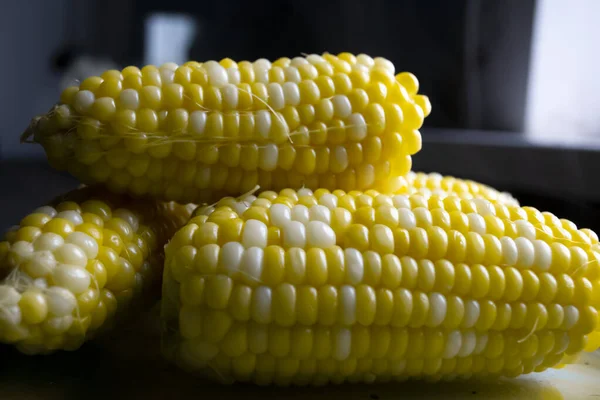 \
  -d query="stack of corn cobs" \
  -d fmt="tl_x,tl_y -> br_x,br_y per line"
2,53 -> 599,386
